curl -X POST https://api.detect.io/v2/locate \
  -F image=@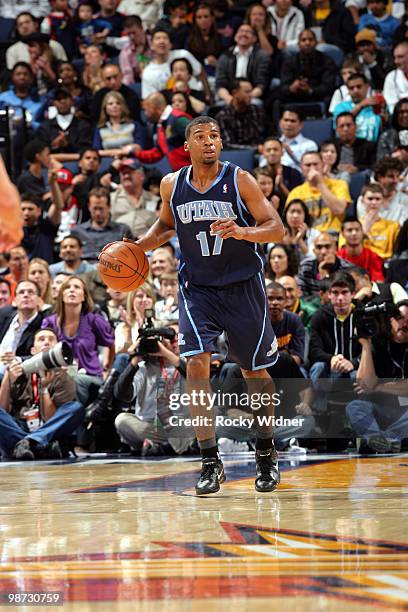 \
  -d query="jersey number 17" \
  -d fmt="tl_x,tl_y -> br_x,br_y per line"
196,231 -> 223,256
